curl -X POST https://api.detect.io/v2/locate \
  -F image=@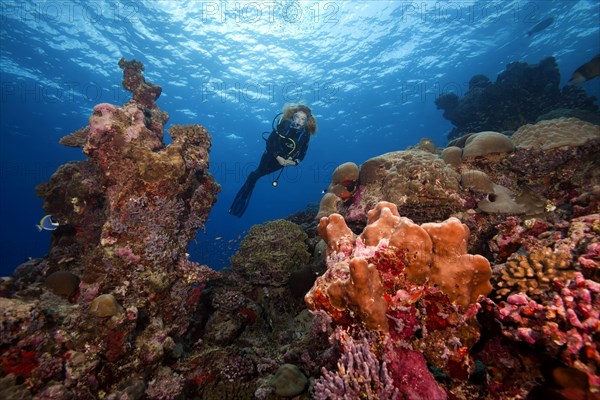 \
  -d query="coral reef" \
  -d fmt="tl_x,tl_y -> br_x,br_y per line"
316,192 -> 342,219
310,201 -> 492,308
307,113 -> 599,397
316,162 -> 359,219
270,363 -> 308,397
436,56 -> 599,140
2,56 -> 600,399
493,246 -> 578,300
329,162 -> 359,199
1,59 -> 221,398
